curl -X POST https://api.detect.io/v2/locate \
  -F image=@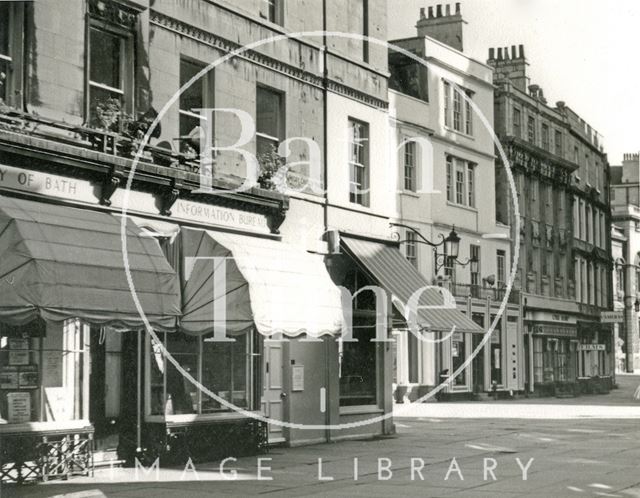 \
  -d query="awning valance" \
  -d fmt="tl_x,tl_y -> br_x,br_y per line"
0,195 -> 181,331
180,229 -> 344,337
341,236 -> 482,334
